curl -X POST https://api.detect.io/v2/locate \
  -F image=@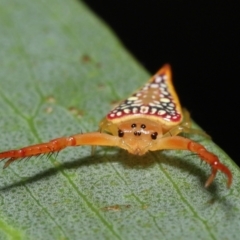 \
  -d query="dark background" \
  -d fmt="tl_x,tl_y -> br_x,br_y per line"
83,1 -> 239,165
